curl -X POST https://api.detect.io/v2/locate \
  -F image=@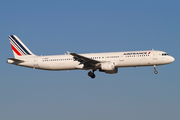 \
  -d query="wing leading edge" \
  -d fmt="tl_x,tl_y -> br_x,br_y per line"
70,52 -> 100,68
